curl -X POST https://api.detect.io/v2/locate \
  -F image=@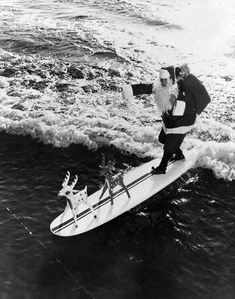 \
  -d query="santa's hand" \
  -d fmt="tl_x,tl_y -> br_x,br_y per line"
122,84 -> 133,100
170,95 -> 176,107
